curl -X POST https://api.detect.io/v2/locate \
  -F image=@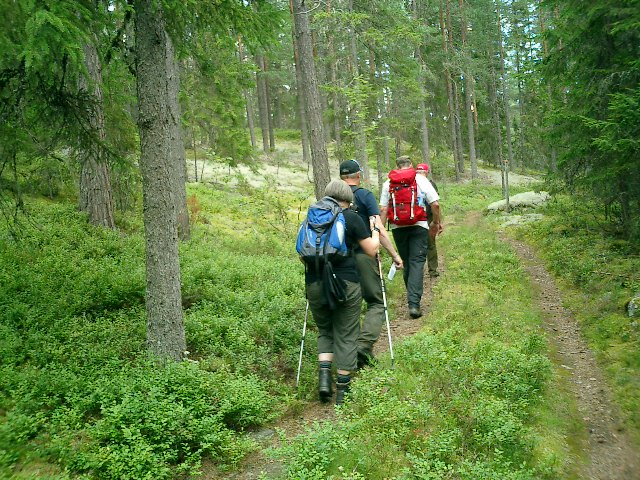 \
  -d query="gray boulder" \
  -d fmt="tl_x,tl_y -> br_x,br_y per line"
487,191 -> 551,212
628,294 -> 640,318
